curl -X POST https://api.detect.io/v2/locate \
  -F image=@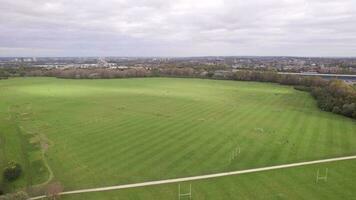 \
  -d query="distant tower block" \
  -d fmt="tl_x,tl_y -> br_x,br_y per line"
178,184 -> 192,200
316,168 -> 328,183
